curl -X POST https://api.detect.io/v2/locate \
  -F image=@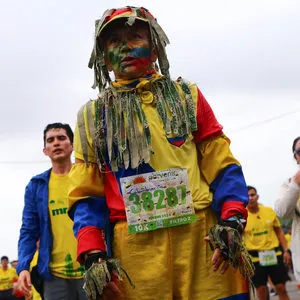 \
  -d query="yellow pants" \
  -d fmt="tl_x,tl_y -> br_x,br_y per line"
113,208 -> 249,300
